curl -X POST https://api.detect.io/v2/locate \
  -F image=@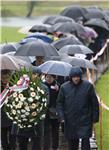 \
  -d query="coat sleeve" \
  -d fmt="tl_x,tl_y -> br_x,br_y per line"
89,84 -> 99,123
56,86 -> 65,121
